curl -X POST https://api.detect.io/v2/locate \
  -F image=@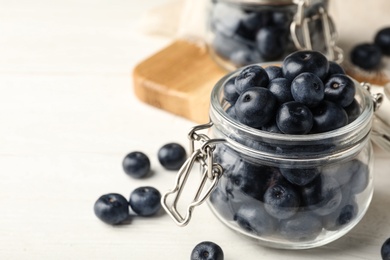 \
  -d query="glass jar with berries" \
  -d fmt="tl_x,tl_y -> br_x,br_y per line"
162,50 -> 388,249
207,0 -> 343,70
